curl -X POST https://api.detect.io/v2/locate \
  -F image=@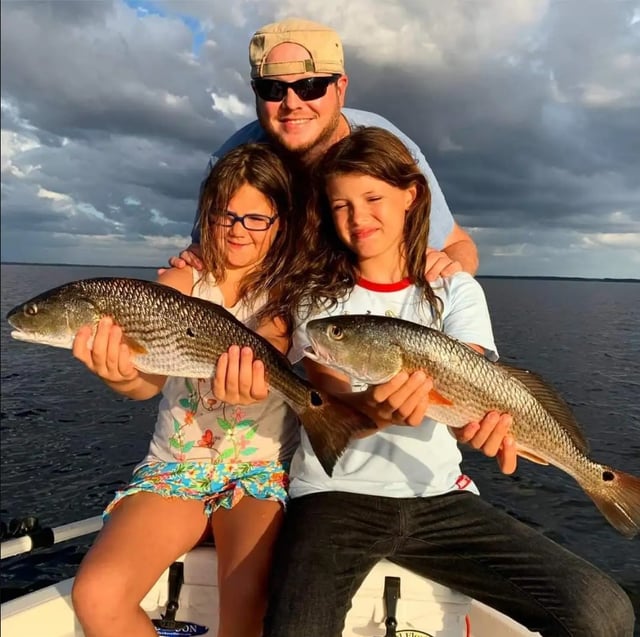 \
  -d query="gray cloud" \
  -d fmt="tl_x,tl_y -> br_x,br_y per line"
1,0 -> 638,277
